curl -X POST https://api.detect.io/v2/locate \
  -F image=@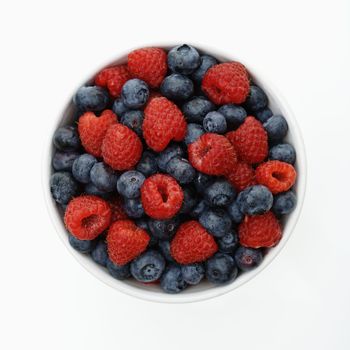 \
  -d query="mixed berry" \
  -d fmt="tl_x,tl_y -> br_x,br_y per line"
50,44 -> 298,294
